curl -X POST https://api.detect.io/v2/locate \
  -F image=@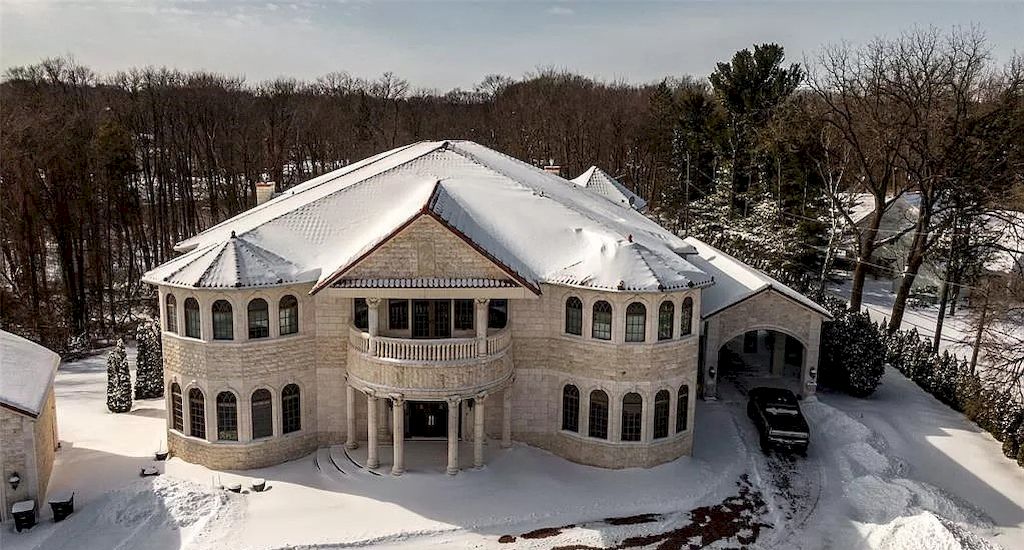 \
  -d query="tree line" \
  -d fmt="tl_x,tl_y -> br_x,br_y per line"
1,28 -> 1021,380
